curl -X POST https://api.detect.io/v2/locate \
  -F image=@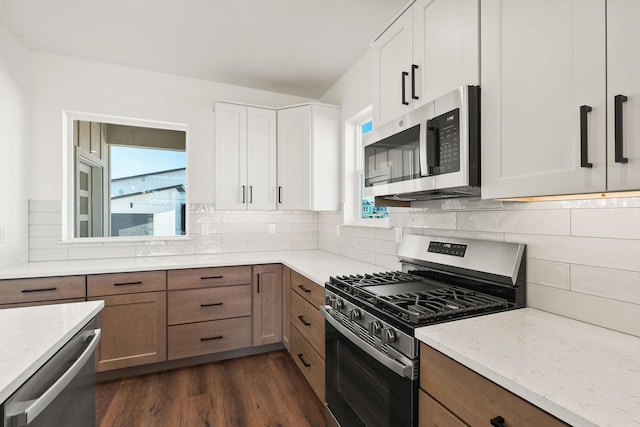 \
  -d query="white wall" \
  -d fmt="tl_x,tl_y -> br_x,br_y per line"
0,22 -> 30,268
